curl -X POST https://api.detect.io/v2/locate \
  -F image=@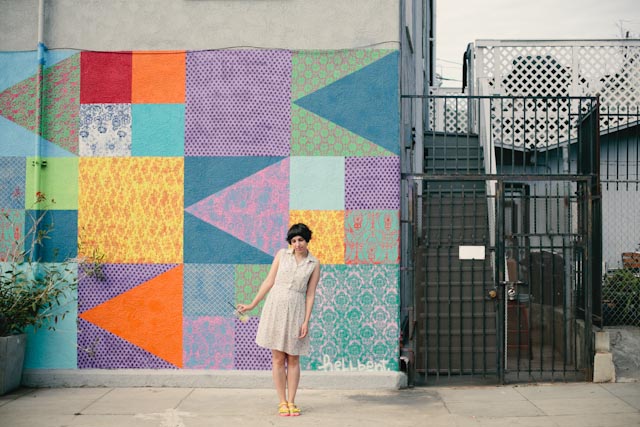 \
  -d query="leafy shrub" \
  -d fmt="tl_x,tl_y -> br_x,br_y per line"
602,268 -> 640,326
